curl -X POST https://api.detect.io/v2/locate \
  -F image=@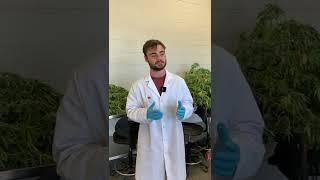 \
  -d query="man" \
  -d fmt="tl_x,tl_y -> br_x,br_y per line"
126,39 -> 194,180
212,44 -> 266,180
